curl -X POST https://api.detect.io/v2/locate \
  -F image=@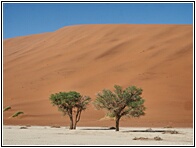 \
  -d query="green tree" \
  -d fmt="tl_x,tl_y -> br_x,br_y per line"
94,85 -> 145,131
49,91 -> 91,130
